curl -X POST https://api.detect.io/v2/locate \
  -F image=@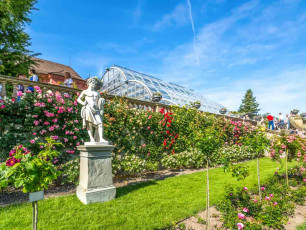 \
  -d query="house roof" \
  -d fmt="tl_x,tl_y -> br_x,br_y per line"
32,58 -> 83,80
